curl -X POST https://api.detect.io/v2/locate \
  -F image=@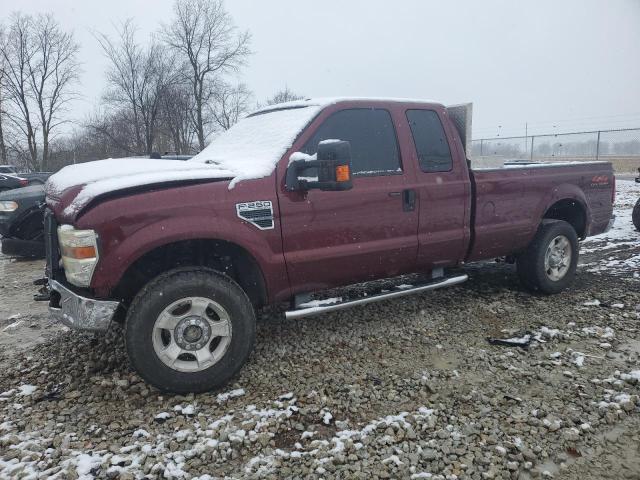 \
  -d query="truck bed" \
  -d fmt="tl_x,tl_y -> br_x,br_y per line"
467,161 -> 614,261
